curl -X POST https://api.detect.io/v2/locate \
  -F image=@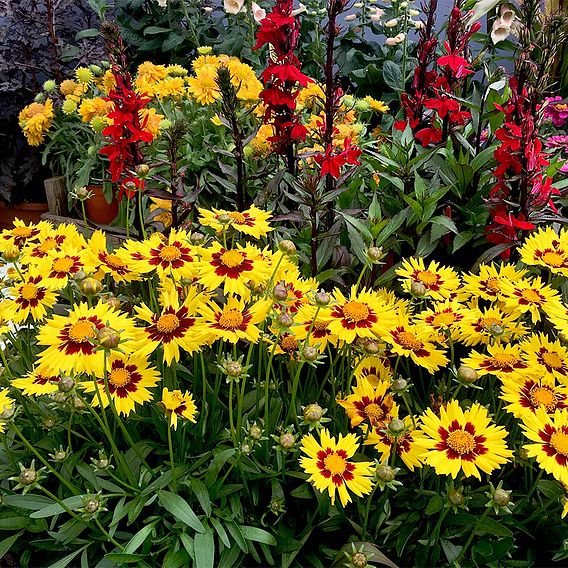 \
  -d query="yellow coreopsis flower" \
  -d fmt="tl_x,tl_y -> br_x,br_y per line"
8,270 -> 58,323
462,343 -> 529,381
363,96 -> 390,113
520,333 -> 568,383
500,376 -> 568,419
518,226 -> 568,276
418,400 -> 513,479
292,304 -> 338,351
161,388 -> 198,430
11,367 -> 62,396
461,263 -> 526,302
198,205 -> 273,239
500,276 -> 563,323
299,429 -> 375,507
396,257 -> 460,301
354,356 -> 392,387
